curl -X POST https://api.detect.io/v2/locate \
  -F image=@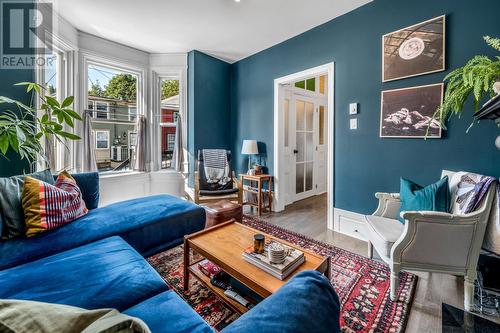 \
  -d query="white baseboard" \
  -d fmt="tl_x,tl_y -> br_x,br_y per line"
333,208 -> 367,241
